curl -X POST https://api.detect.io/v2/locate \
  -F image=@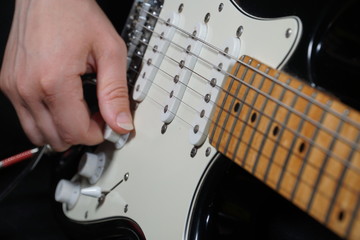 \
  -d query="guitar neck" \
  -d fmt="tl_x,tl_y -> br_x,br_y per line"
209,55 -> 360,239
